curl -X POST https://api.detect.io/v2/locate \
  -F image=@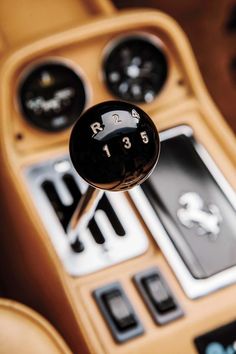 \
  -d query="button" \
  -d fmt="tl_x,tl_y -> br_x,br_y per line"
102,289 -> 136,331
142,274 -> 176,314
134,268 -> 184,325
93,282 -> 144,343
